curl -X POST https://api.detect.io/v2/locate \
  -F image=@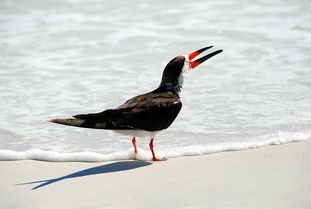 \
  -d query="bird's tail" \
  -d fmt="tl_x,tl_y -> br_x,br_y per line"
48,116 -> 109,129
48,110 -> 120,129
48,118 -> 86,127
